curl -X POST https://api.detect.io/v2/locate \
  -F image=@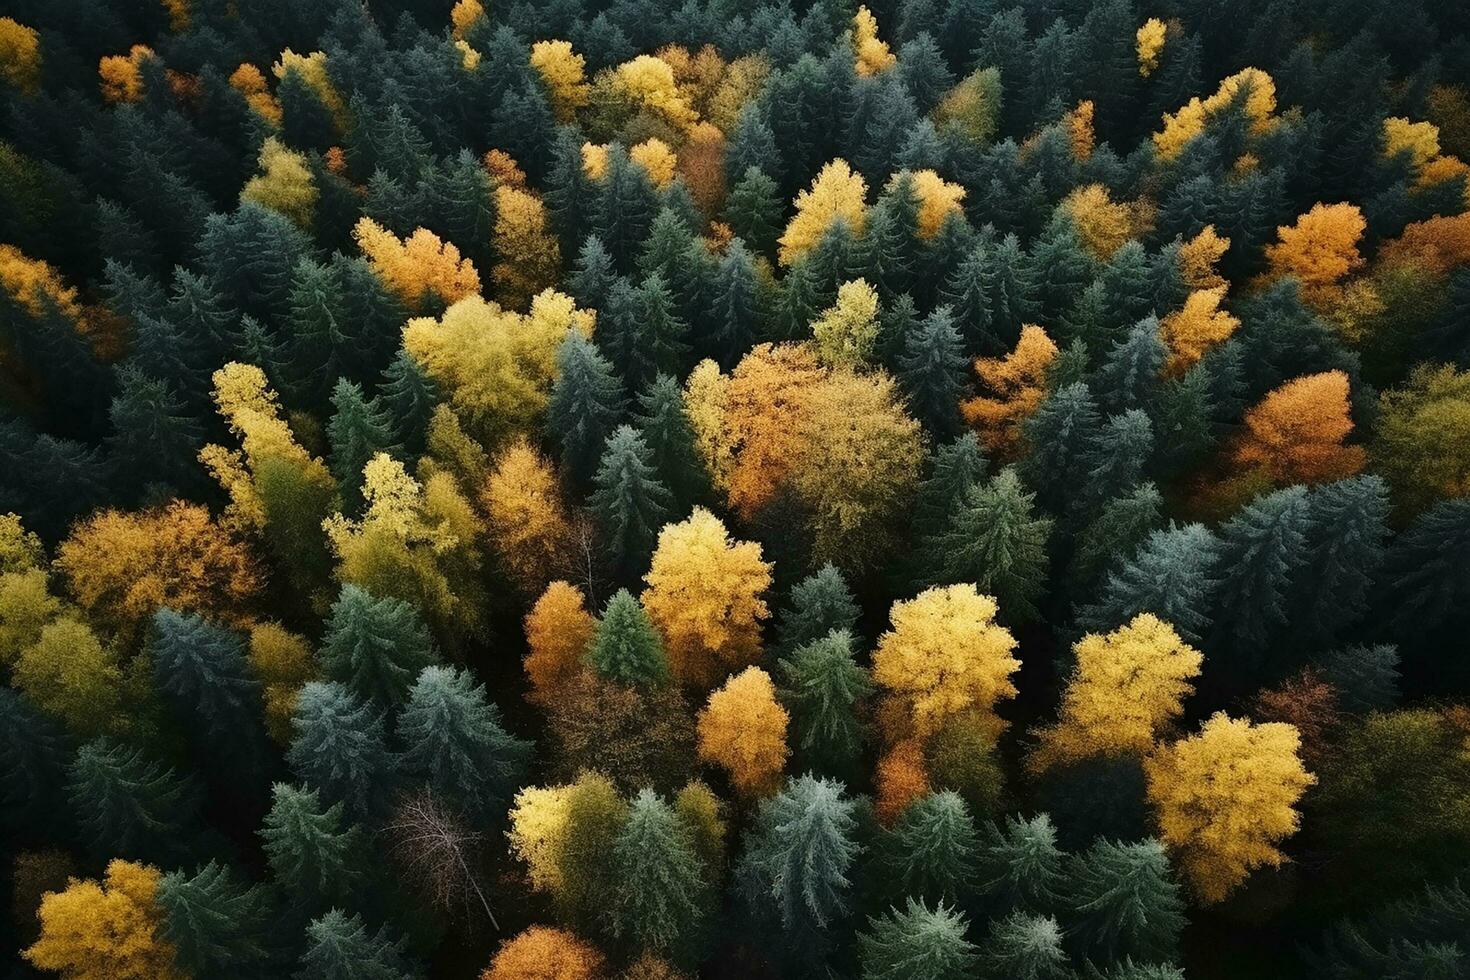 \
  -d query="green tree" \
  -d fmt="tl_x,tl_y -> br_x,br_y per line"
979,911 -> 1069,980
1381,499 -> 1470,638
634,373 -> 708,512
1294,476 -> 1389,644
777,629 -> 871,781
710,239 -> 763,367
777,564 -> 862,654
592,144 -> 657,273
1209,486 -> 1311,668
912,432 -> 989,545
897,305 -> 967,438
589,589 -> 670,688
549,331 -> 627,484
725,167 -> 783,258
157,862 -> 280,979
296,909 -> 421,980
859,898 -> 978,980
0,687 -> 70,837
260,783 -> 365,917
1079,523 -> 1219,641
607,788 -> 711,962
379,350 -> 438,456
67,737 -> 206,866
1021,382 -> 1103,514
1095,317 -> 1166,415
591,426 -> 673,579
1077,410 -> 1155,516
321,585 -> 437,708
327,379 -> 401,514
286,681 -> 397,824
874,790 -> 980,907
1067,838 -> 1186,963
979,813 -> 1066,916
929,469 -> 1052,621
